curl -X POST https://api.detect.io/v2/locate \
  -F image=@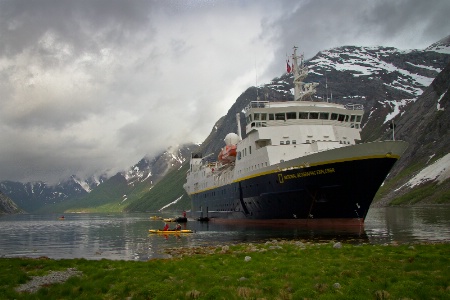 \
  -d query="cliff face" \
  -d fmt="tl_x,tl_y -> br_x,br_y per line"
373,62 -> 450,205
0,190 -> 23,214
